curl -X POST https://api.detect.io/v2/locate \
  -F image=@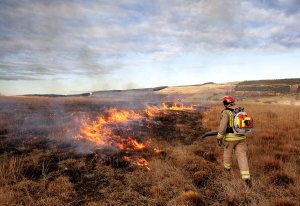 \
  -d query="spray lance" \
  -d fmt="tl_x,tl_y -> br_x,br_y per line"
201,131 -> 222,146
201,131 -> 219,139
